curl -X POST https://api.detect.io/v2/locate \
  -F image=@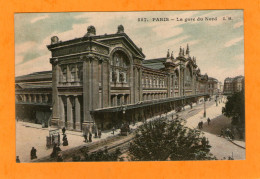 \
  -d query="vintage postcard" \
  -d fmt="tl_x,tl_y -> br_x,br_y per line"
15,10 -> 244,163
